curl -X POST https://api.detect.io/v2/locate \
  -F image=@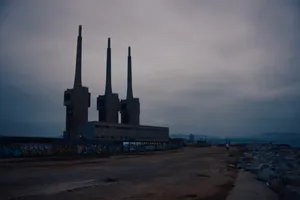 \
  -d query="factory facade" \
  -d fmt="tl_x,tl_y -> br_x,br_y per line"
63,25 -> 169,142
